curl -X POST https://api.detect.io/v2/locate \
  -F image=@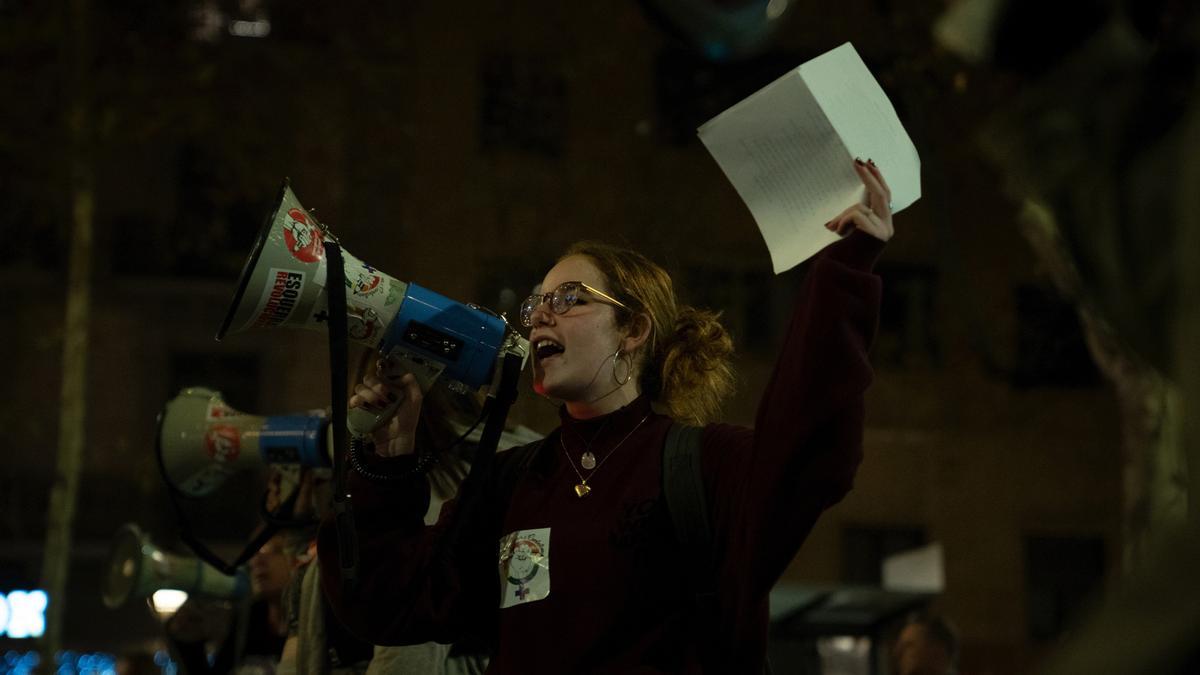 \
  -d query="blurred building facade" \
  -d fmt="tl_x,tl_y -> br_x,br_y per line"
1,1 -> 1122,672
